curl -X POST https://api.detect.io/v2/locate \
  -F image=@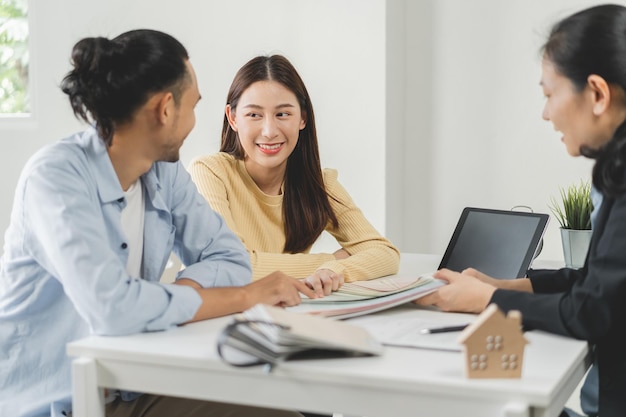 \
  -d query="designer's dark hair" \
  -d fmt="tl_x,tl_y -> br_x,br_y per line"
61,29 -> 190,146
542,4 -> 626,197
220,55 -> 339,253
